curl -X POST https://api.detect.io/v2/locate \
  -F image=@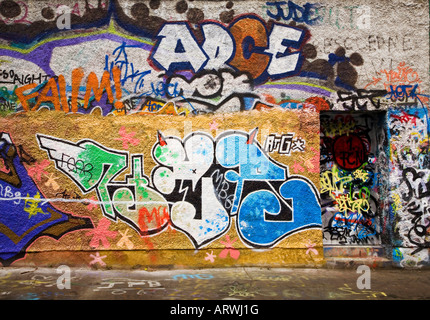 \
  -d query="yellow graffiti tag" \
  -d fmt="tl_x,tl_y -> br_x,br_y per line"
335,191 -> 370,215
320,166 -> 353,196
24,192 -> 47,218
321,119 -> 356,137
321,166 -> 371,214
